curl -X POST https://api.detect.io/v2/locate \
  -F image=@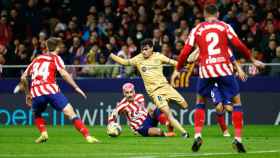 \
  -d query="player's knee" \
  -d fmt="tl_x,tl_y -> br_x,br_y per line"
232,94 -> 241,104
148,128 -> 162,136
224,105 -> 233,112
215,103 -> 224,113
62,104 -> 76,118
